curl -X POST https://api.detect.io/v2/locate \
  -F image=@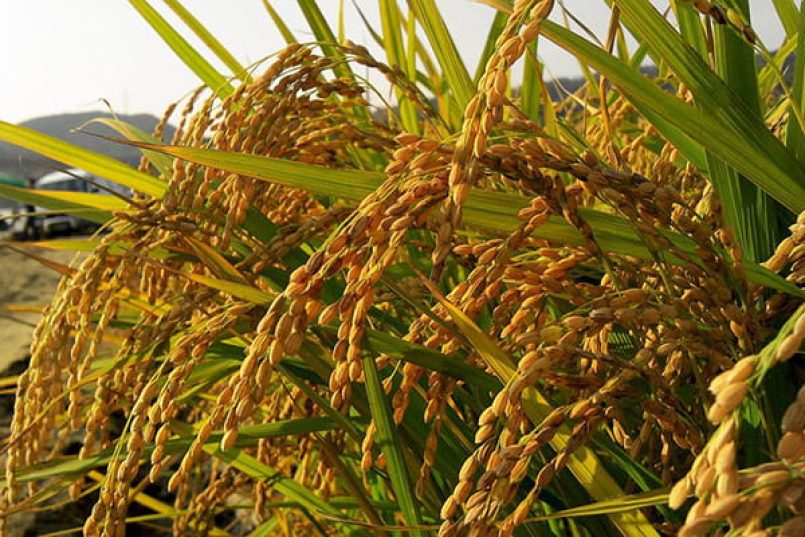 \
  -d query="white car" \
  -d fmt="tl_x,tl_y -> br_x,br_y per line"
35,169 -> 129,236
0,177 -> 31,239
0,201 -> 28,239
